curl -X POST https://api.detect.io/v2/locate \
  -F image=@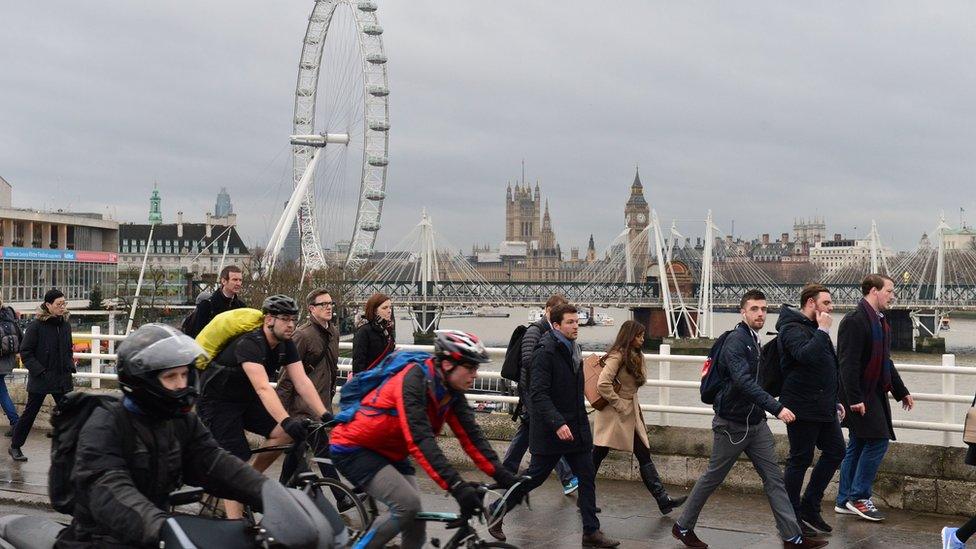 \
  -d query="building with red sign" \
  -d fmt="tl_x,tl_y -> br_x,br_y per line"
0,176 -> 119,306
